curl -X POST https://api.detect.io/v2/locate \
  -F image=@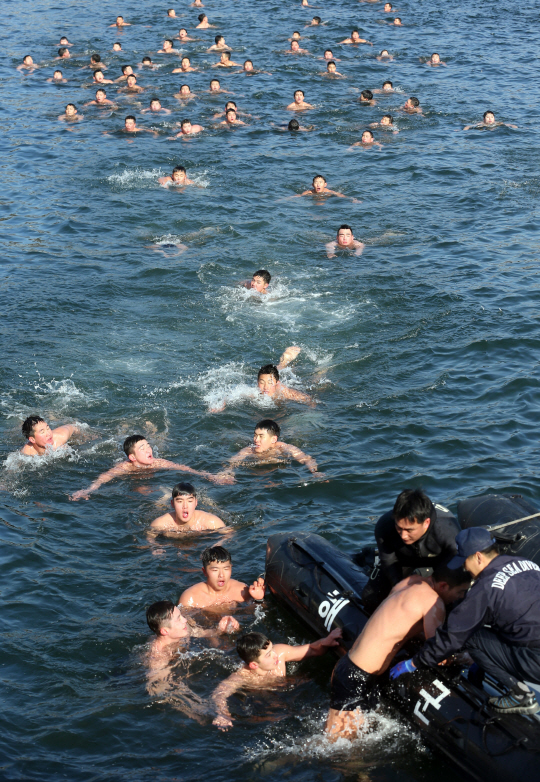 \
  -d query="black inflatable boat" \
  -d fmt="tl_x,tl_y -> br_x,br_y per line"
265,494 -> 540,782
